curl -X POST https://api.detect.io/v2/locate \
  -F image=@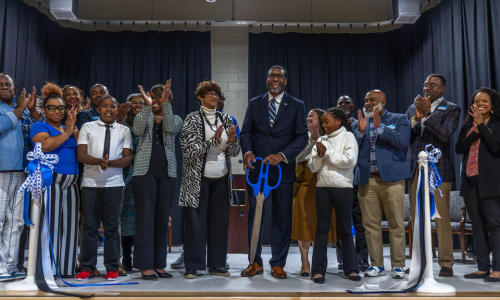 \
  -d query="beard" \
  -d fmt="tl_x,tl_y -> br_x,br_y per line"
340,107 -> 352,118
363,102 -> 383,119
267,81 -> 285,94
